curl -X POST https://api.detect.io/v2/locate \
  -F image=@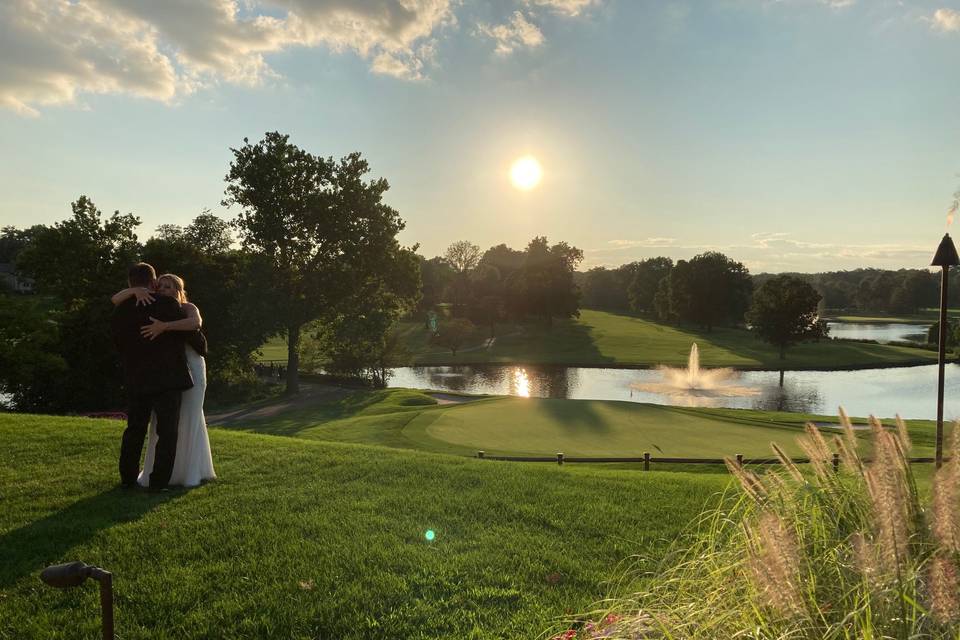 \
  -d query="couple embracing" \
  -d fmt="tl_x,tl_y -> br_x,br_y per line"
111,262 -> 216,492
